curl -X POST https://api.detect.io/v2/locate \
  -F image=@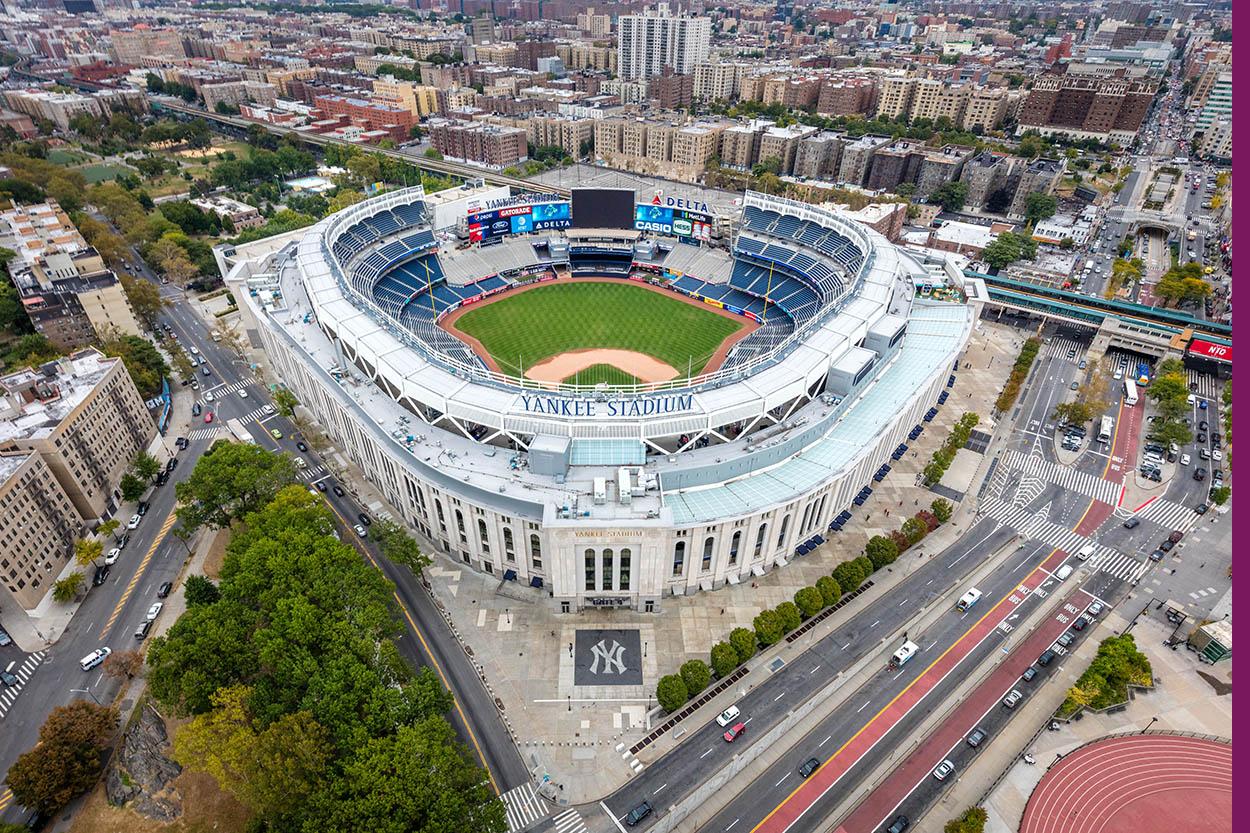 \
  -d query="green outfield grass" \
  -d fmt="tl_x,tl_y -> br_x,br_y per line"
451,281 -> 744,377
564,364 -> 640,387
